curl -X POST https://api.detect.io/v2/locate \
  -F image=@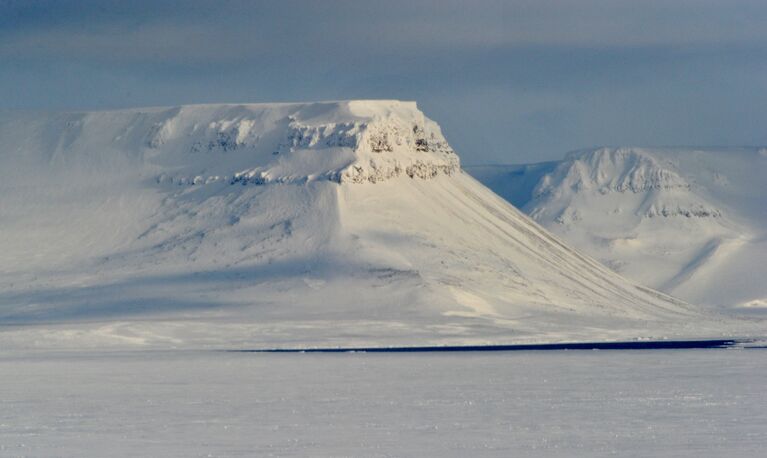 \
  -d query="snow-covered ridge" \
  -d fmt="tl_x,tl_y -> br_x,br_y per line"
467,146 -> 767,309
557,147 -> 690,193
0,100 -> 459,186
531,147 -> 721,220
